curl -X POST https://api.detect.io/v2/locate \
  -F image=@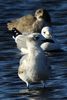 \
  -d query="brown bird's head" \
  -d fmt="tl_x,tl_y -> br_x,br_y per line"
35,8 -> 51,26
